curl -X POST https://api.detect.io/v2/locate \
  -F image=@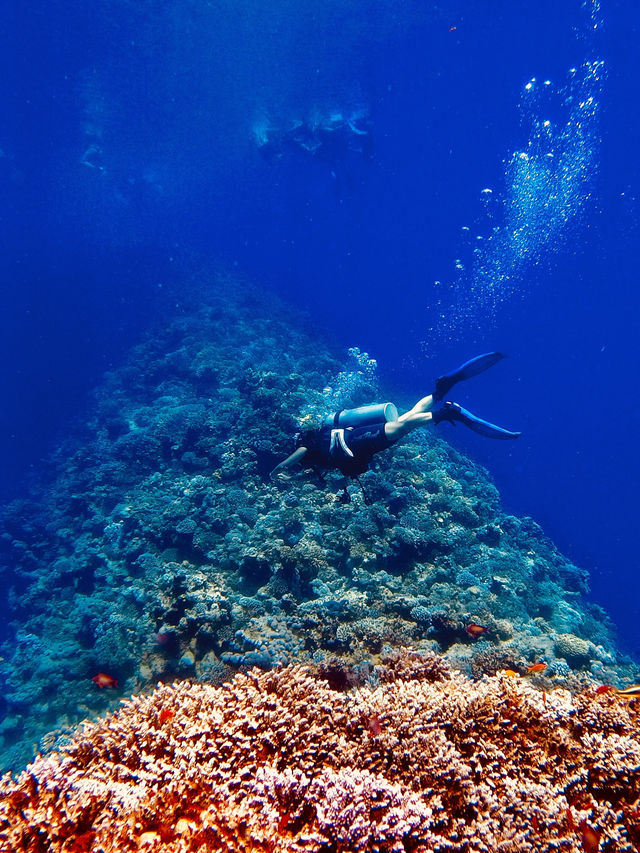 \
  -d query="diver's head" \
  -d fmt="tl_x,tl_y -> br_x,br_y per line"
294,428 -> 316,450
